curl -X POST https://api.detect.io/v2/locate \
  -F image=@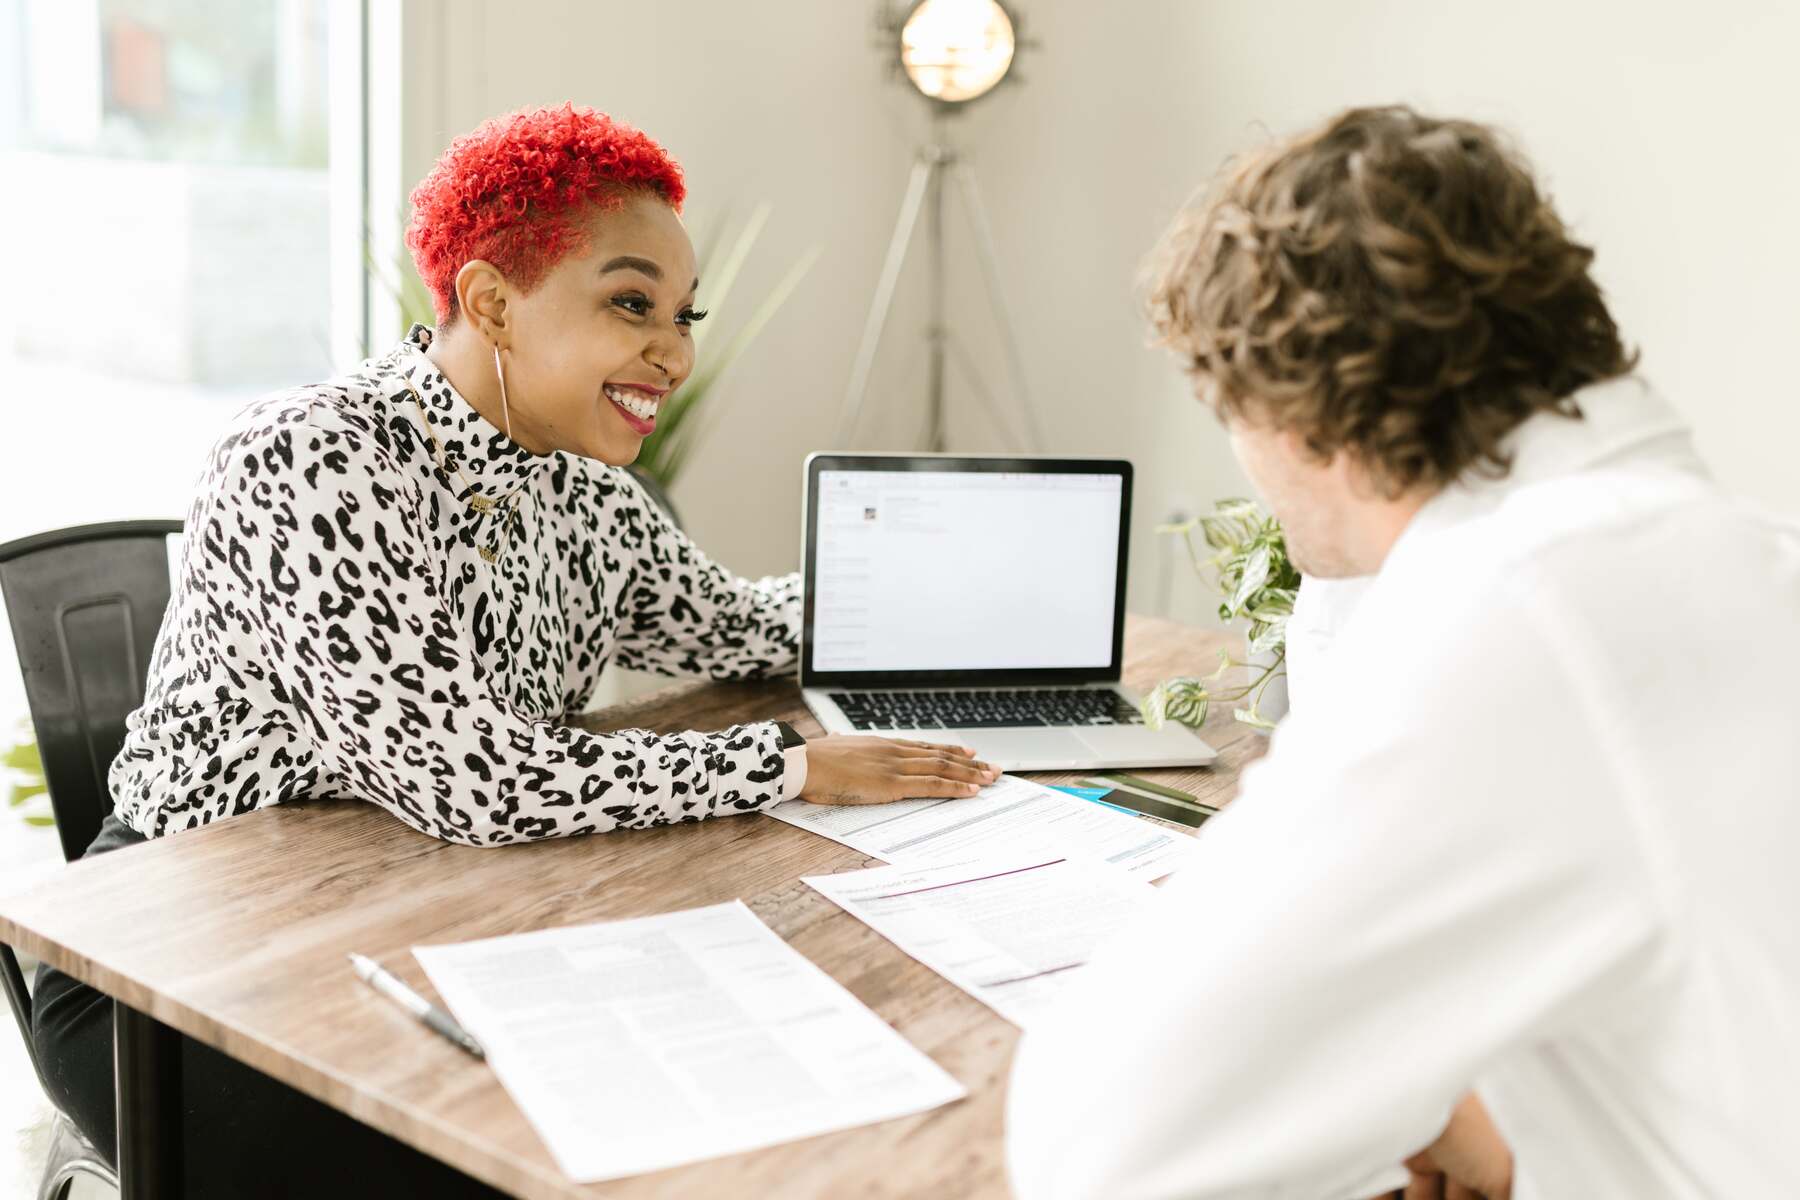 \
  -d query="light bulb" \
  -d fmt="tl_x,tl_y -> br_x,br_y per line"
899,0 -> 1016,104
